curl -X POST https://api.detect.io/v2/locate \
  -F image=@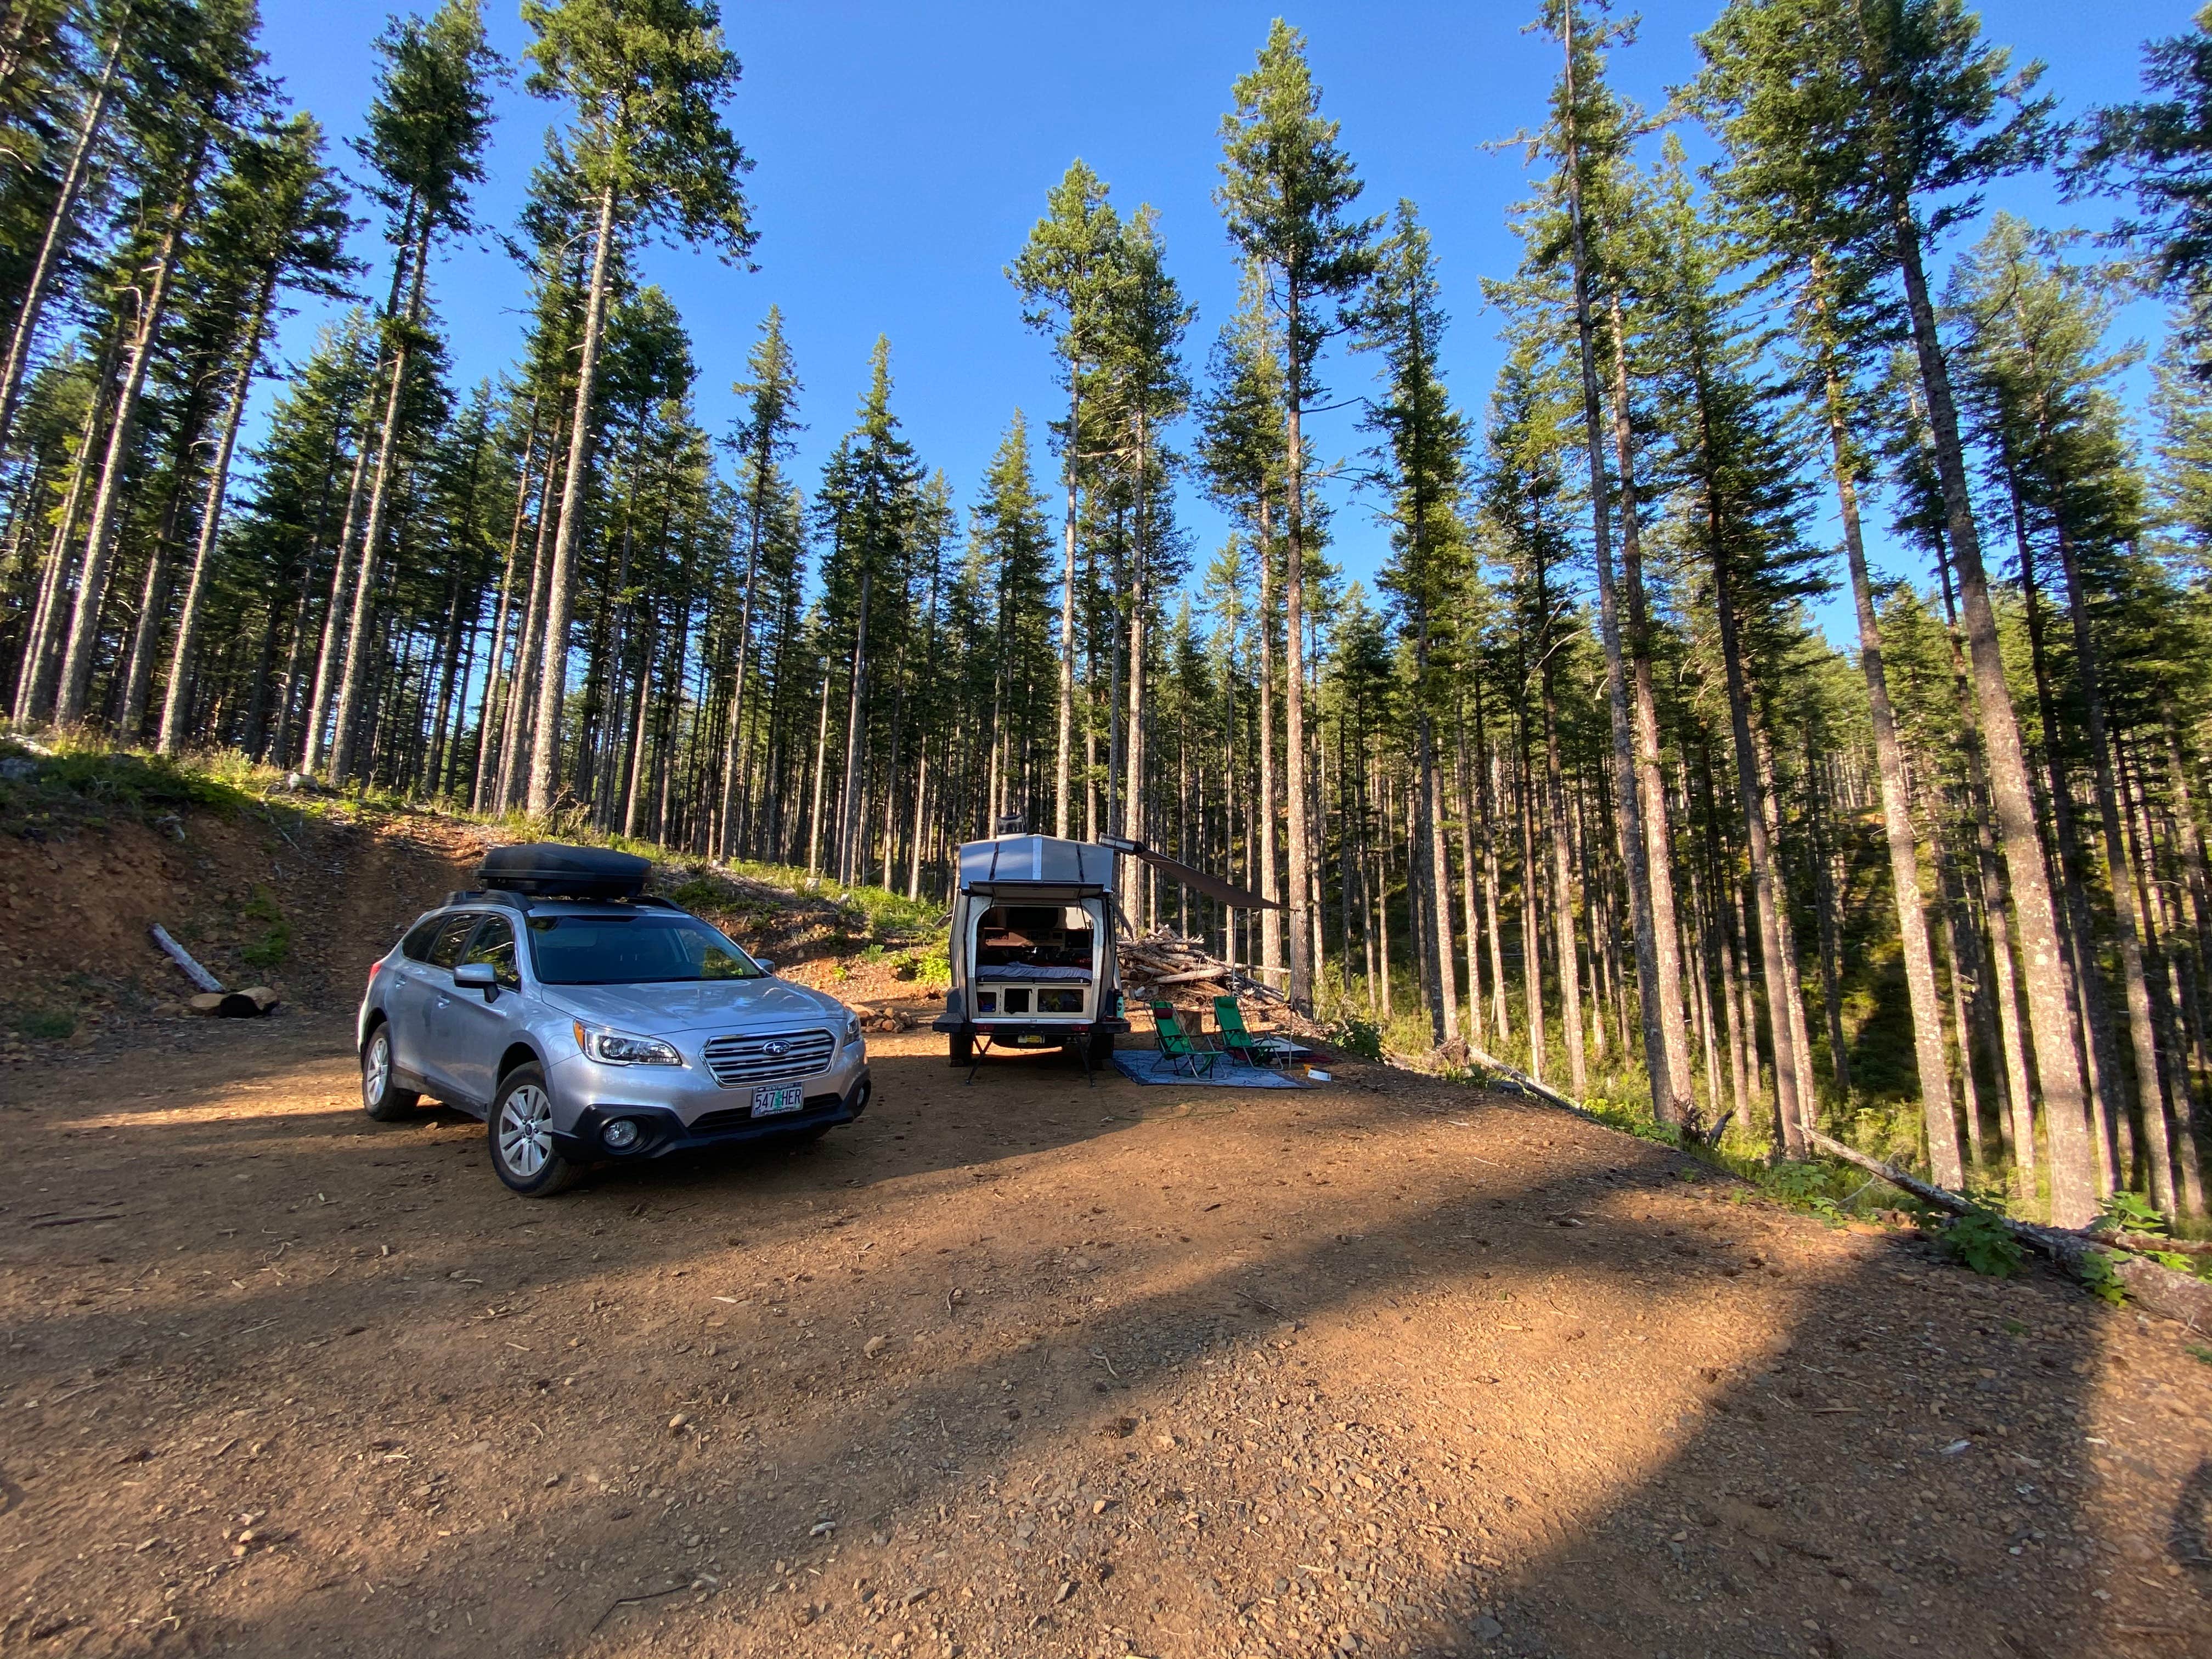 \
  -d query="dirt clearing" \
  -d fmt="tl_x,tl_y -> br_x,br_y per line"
2,1010 -> 2207,1658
